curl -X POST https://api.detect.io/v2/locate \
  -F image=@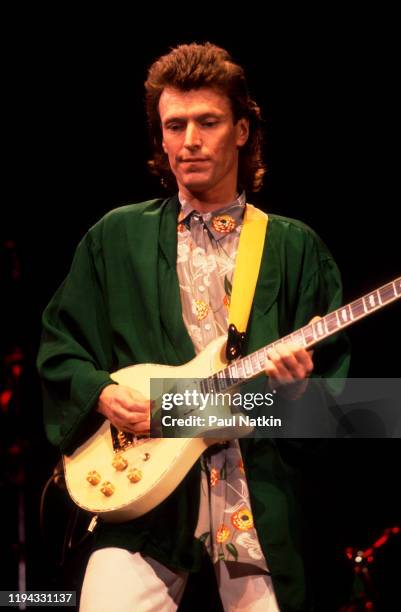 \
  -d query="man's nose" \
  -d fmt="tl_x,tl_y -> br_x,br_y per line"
184,122 -> 201,149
